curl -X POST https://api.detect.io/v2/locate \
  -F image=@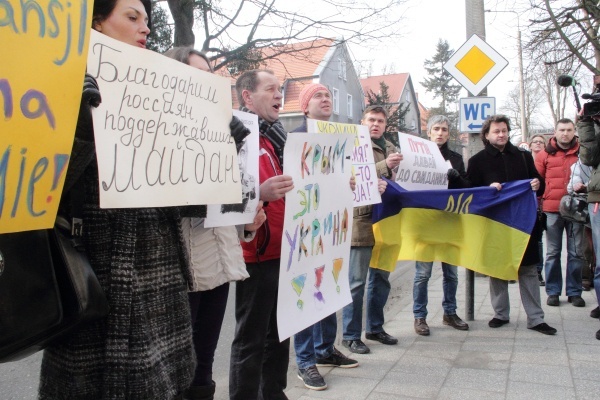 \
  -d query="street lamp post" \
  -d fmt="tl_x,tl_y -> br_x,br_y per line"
485,9 -> 528,143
